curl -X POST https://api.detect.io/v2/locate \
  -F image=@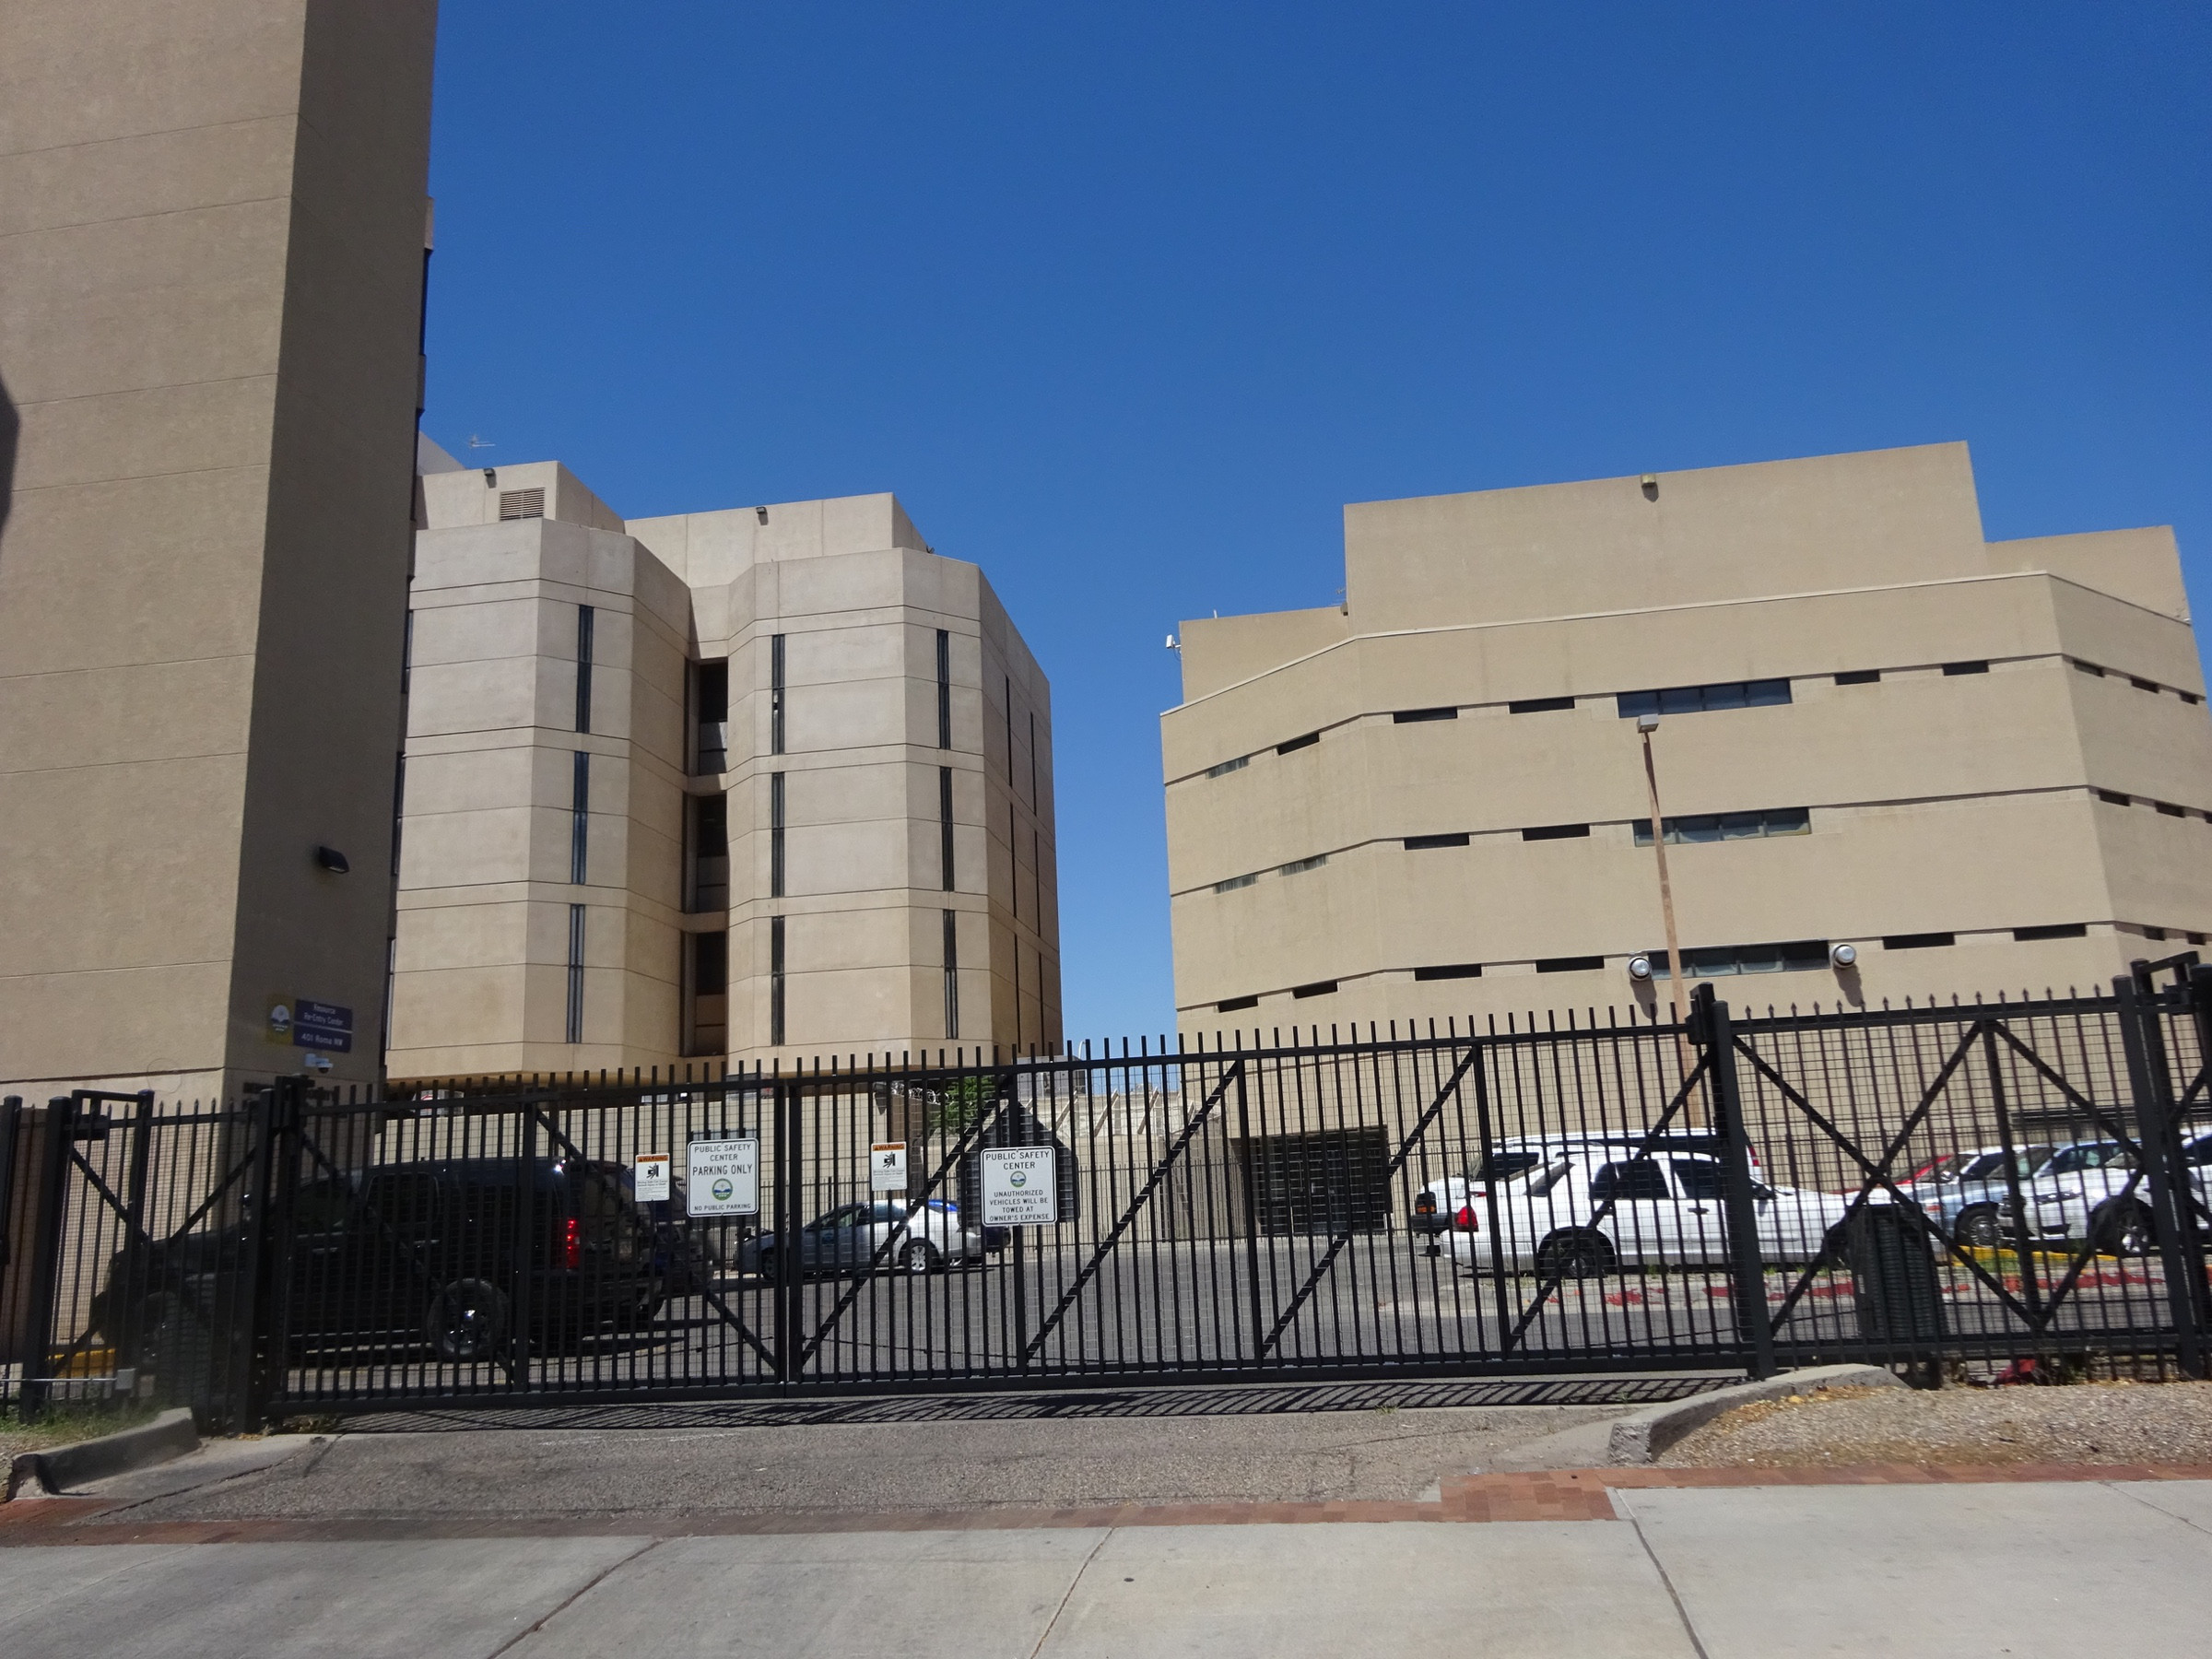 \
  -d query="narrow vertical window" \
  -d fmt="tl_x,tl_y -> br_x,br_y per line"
1014,945 -> 1023,1051
391,754 -> 406,878
565,903 -> 585,1042
1029,711 -> 1037,809
935,629 -> 951,749
401,610 -> 413,696
771,632 -> 787,756
693,660 -> 729,774
770,914 -> 787,1046
941,909 -> 959,1040
574,605 -> 594,733
770,771 -> 786,900
938,766 -> 955,891
1032,828 -> 1041,933
1004,673 -> 1013,782
570,751 -> 590,884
